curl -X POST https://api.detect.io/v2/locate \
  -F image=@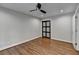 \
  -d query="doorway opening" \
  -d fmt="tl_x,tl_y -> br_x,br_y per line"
42,20 -> 51,39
